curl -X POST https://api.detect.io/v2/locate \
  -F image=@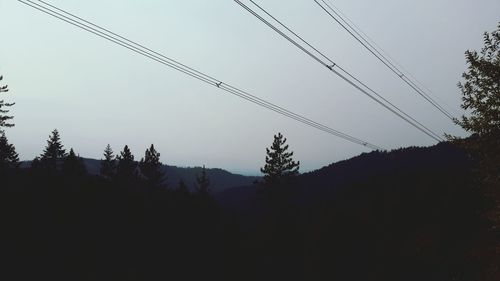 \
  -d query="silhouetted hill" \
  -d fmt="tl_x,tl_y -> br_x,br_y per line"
216,142 -> 472,207
21,159 -> 259,193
